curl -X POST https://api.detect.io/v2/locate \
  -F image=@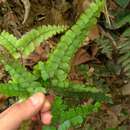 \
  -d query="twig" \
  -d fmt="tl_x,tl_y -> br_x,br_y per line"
21,0 -> 31,24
